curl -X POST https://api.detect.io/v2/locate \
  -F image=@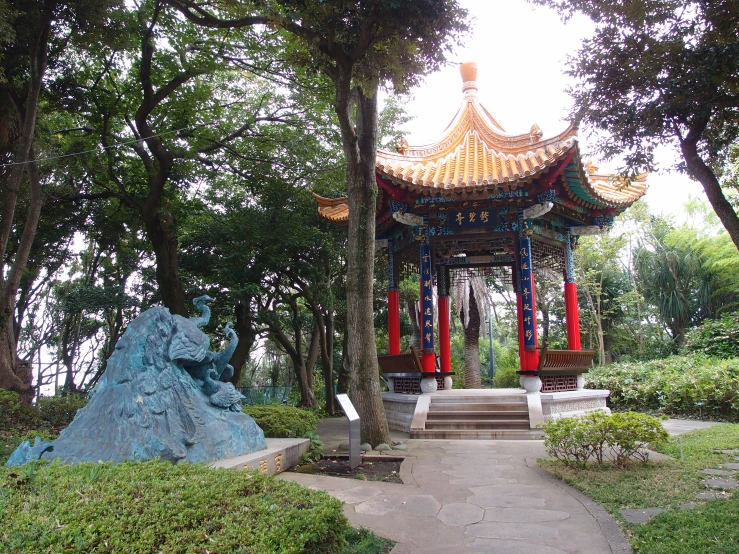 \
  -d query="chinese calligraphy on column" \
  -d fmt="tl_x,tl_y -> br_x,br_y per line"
420,243 -> 434,352
519,235 -> 536,351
